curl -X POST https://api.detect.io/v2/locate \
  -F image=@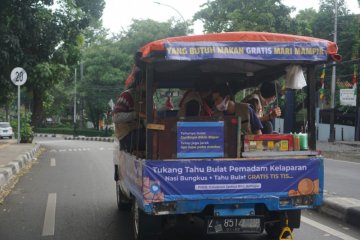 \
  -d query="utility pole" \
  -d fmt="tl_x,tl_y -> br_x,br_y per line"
355,58 -> 360,141
80,62 -> 83,129
329,0 -> 338,142
73,68 -> 77,136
